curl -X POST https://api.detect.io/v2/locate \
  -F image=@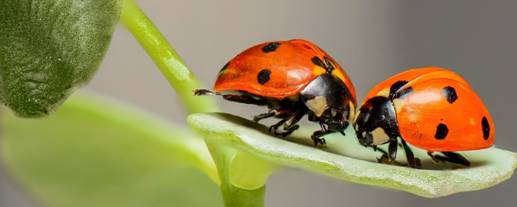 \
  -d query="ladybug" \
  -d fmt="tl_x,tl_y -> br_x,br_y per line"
195,39 -> 356,145
354,67 -> 495,168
